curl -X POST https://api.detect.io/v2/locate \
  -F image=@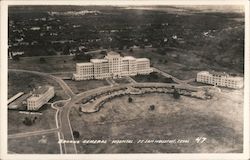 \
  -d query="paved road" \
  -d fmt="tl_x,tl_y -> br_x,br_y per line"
9,69 -> 77,154
8,128 -> 59,139
125,76 -> 137,84
9,69 -> 75,97
153,67 -> 185,84
8,69 -> 203,154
